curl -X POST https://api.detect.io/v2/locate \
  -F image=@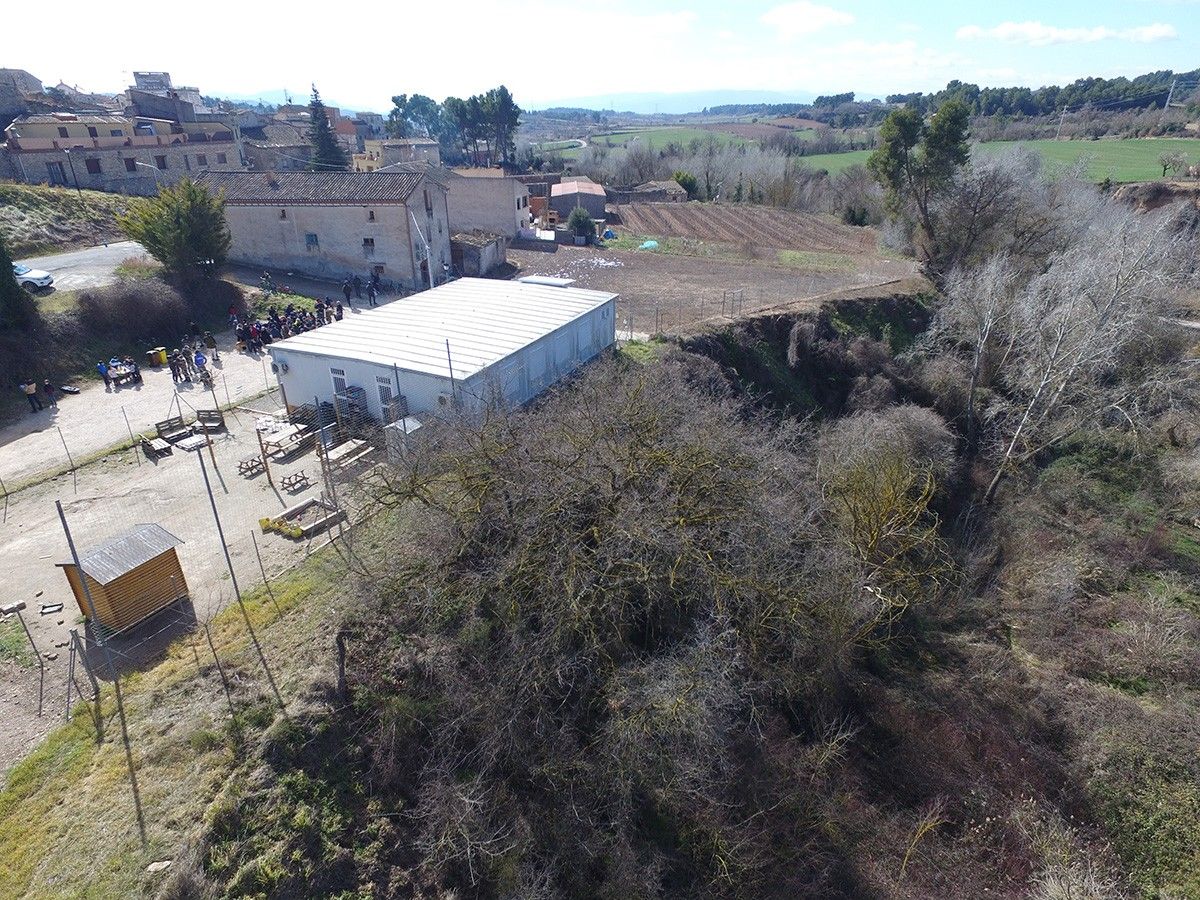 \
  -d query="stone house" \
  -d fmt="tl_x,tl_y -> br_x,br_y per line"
4,111 -> 244,195
549,179 -> 607,221
196,170 -> 453,290
353,138 -> 440,172
443,167 -> 530,238
242,122 -> 311,172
